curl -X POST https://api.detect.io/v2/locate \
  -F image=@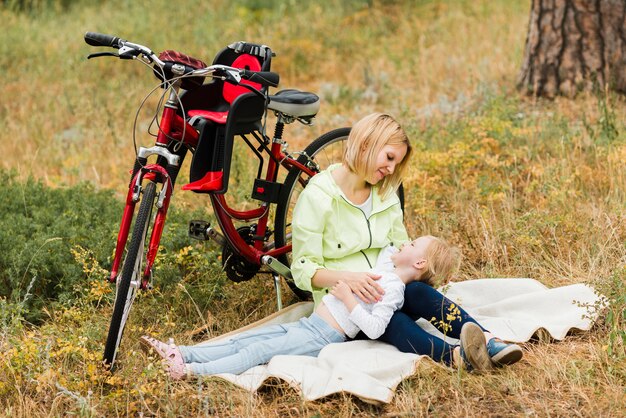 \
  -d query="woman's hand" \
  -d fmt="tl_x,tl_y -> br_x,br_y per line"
344,272 -> 384,303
